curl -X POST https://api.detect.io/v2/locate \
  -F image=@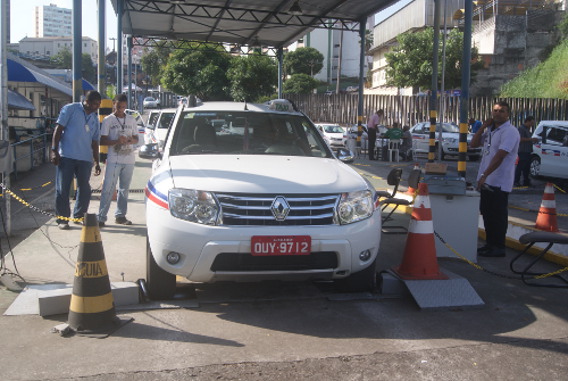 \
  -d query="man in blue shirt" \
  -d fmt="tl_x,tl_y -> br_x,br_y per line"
50,91 -> 102,230
469,118 -> 482,133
